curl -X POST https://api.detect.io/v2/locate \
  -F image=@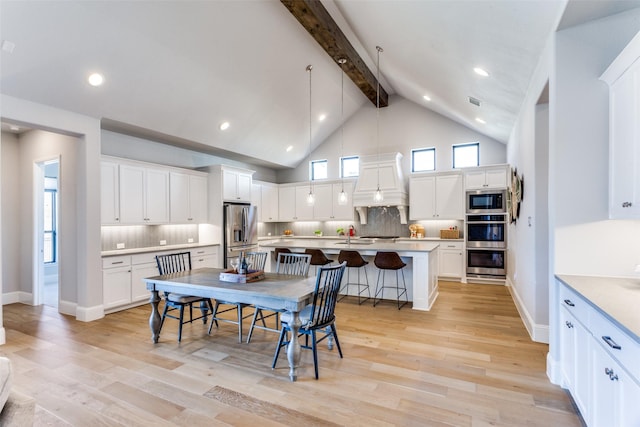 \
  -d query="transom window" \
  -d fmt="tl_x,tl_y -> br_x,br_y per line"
411,148 -> 436,172
310,159 -> 328,180
453,142 -> 479,168
340,156 -> 359,178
